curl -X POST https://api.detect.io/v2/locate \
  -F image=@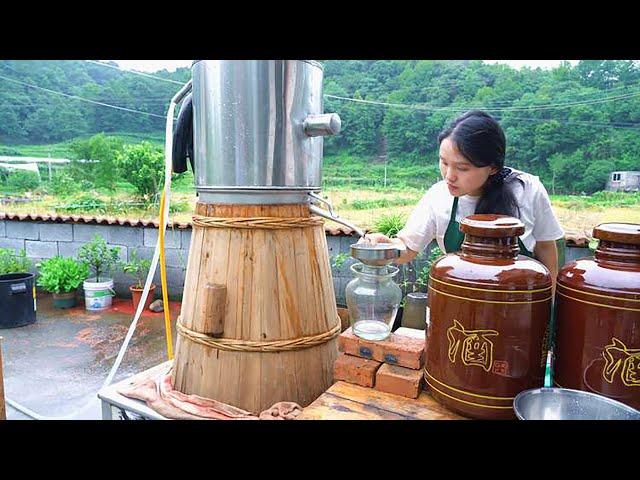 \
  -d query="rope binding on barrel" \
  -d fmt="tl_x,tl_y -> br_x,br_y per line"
192,215 -> 324,230
176,316 -> 341,352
